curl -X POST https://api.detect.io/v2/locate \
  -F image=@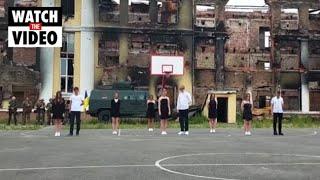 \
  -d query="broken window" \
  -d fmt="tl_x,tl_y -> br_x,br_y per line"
158,0 -> 179,24
195,5 -> 215,28
259,27 -> 270,50
98,33 -> 119,67
127,34 -> 150,67
14,0 -> 39,7
62,0 -> 75,17
129,34 -> 150,54
281,9 -> 299,30
60,33 -> 74,93
129,0 -> 150,23
99,0 -> 120,22
258,96 -> 271,108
